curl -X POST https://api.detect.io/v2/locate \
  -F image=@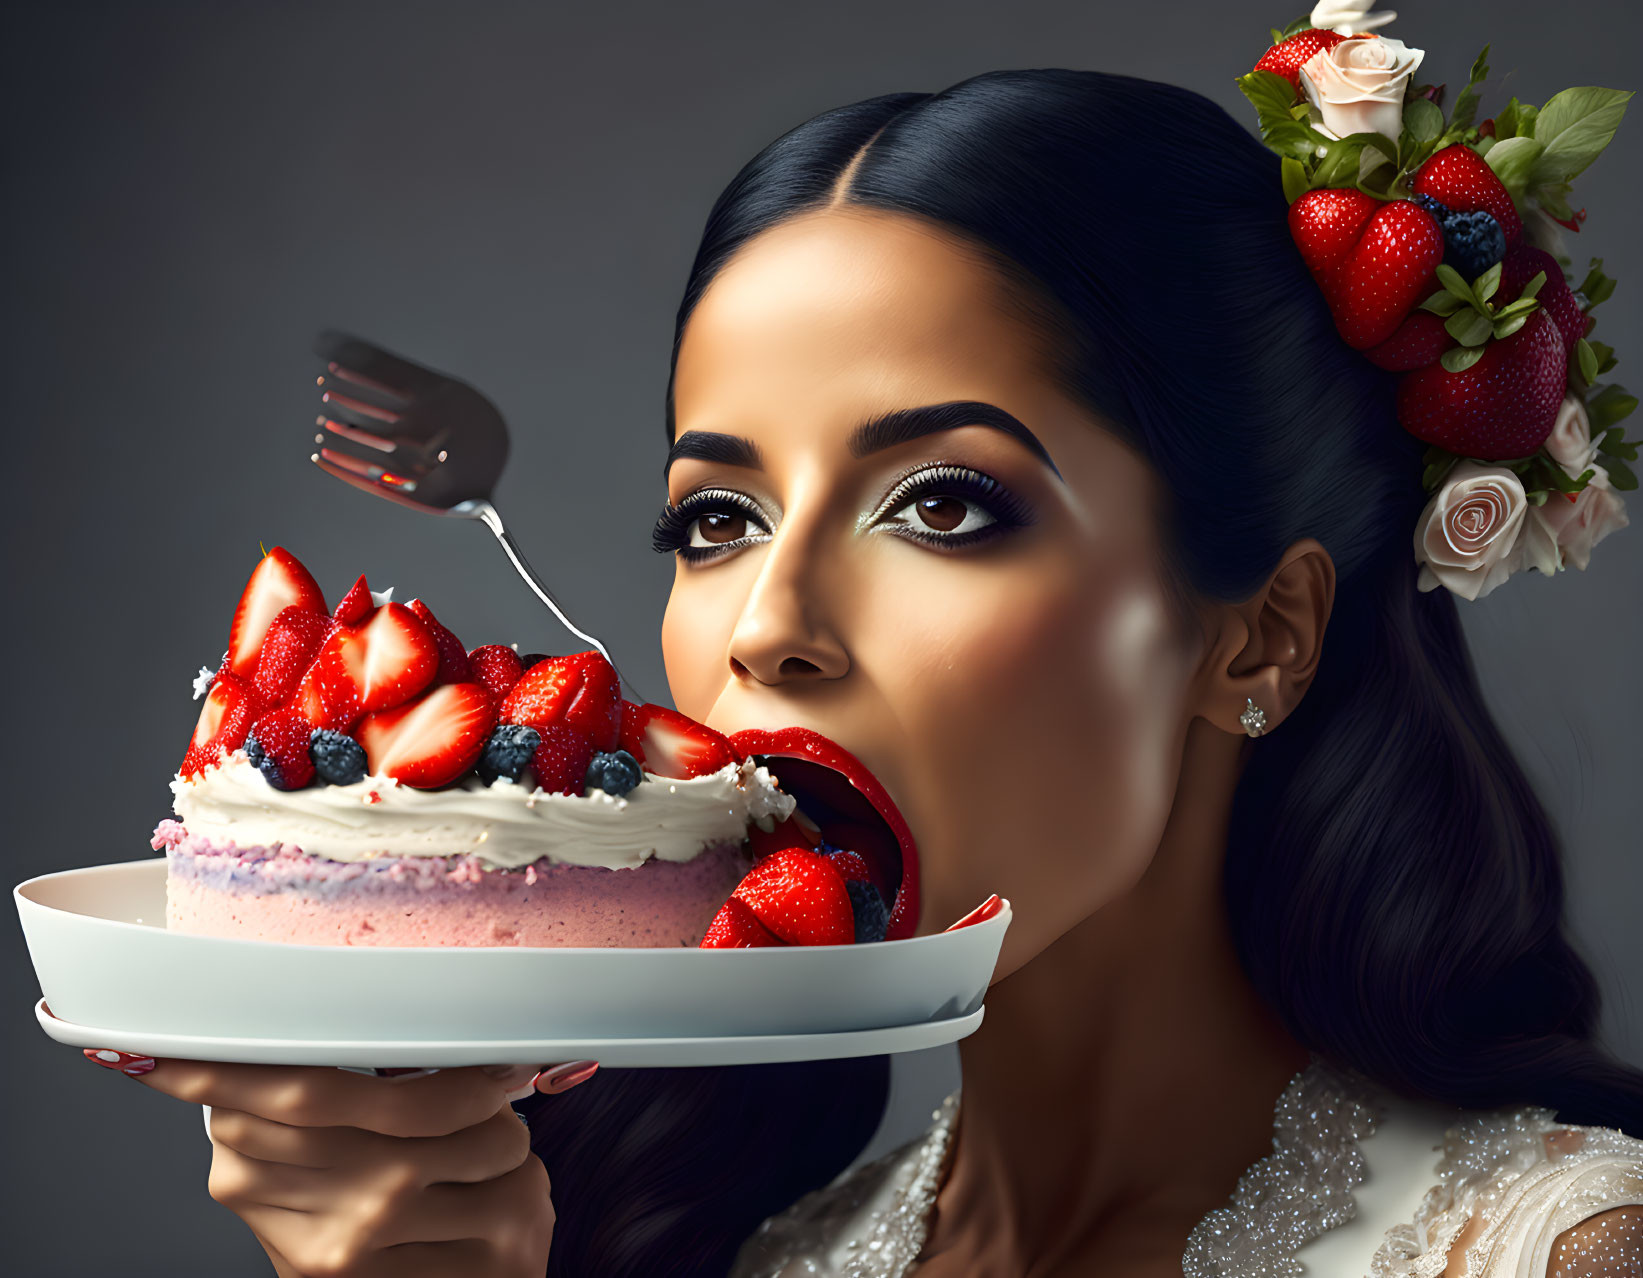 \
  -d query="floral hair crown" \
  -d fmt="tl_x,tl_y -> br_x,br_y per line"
1238,1 -> 1635,599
